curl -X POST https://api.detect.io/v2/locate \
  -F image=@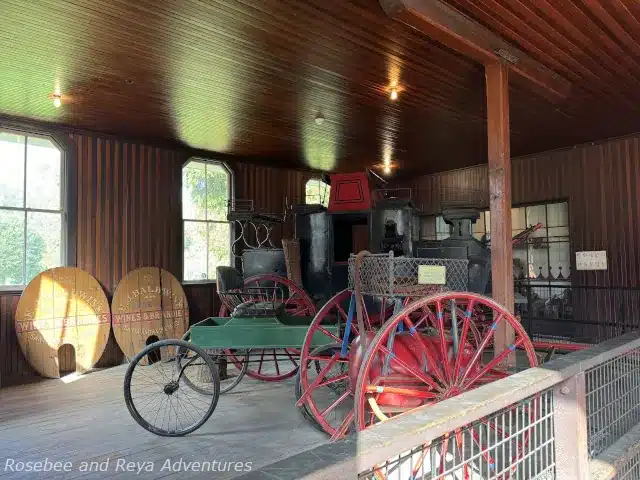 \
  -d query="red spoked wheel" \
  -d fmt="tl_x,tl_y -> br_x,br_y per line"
220,274 -> 317,382
354,292 -> 539,479
296,291 -> 439,437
